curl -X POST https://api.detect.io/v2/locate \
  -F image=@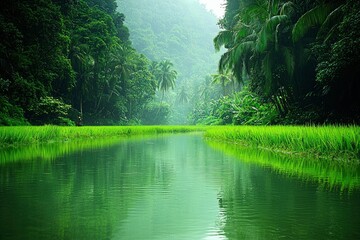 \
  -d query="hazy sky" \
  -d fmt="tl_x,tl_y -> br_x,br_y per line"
198,0 -> 225,18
